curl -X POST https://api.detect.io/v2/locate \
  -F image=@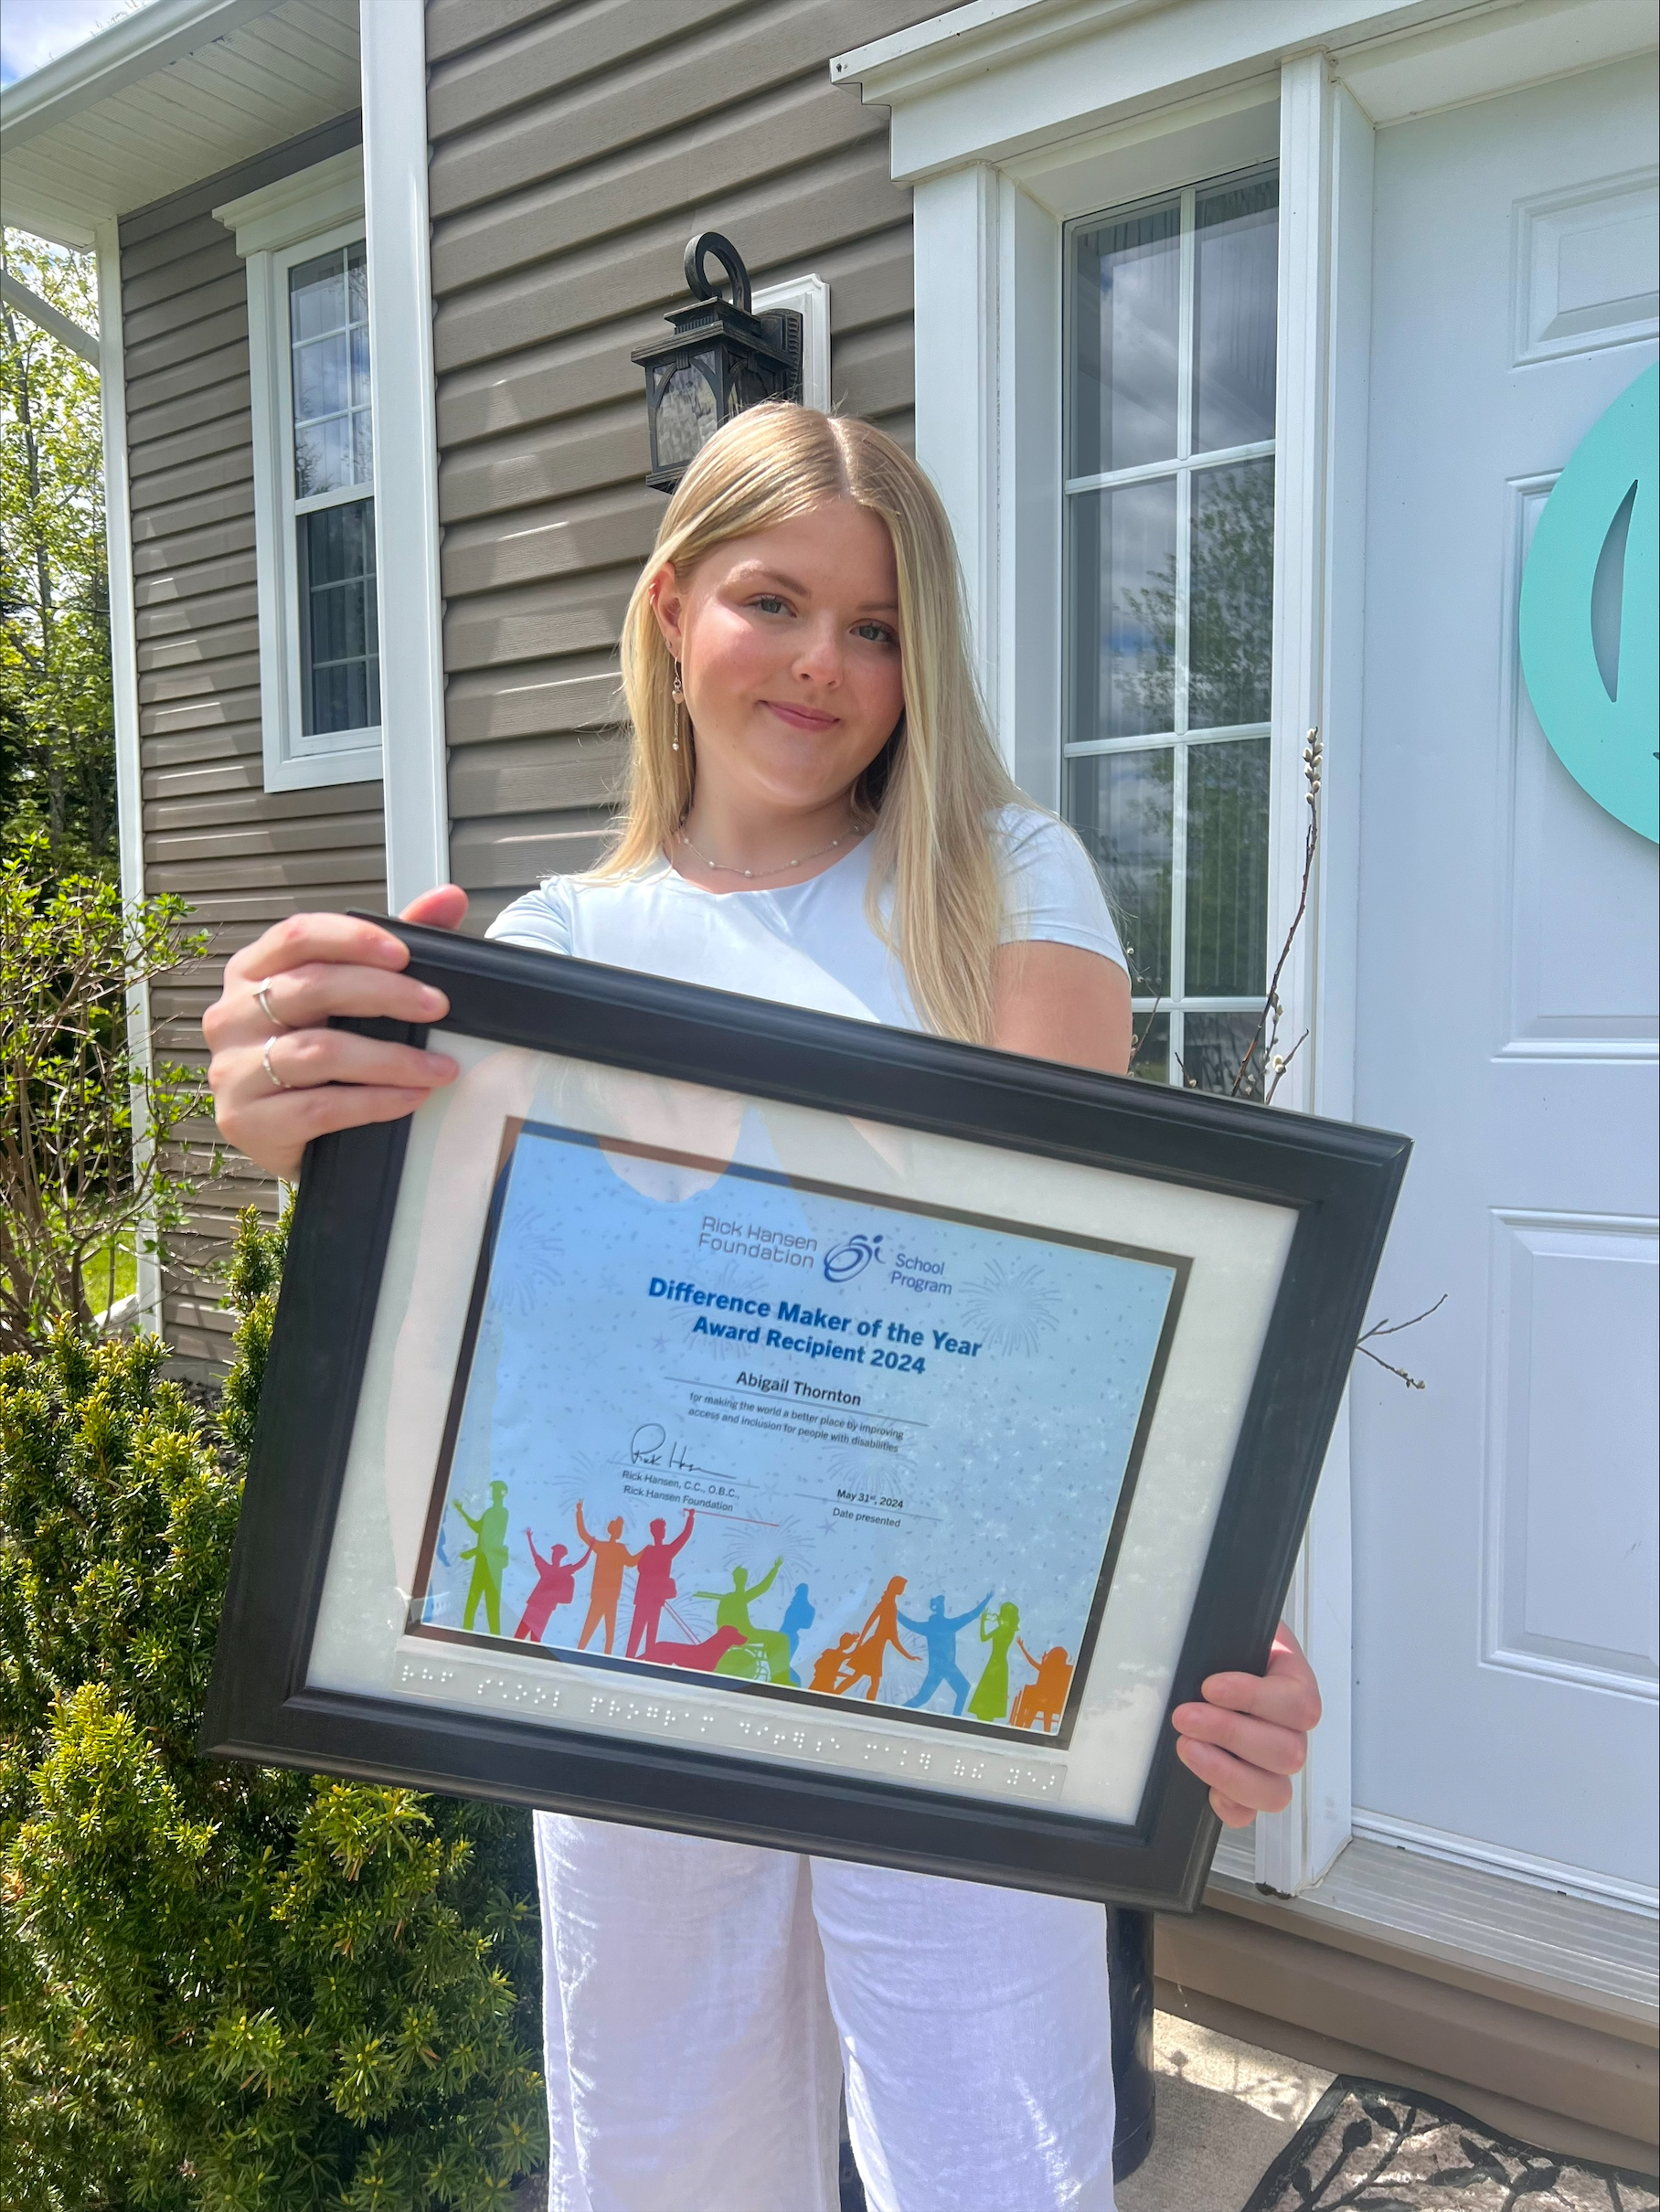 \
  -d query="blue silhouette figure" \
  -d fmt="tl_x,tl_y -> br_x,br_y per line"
899,1591 -> 994,1715
780,1582 -> 815,1686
